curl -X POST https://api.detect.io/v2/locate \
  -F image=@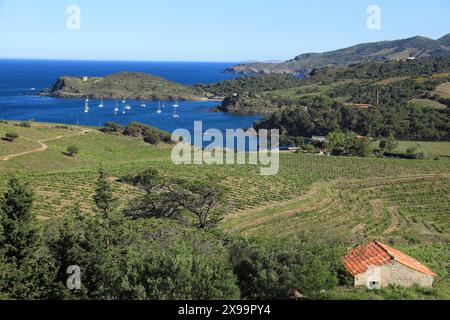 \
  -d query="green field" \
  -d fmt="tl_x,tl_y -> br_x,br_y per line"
258,80 -> 350,103
409,99 -> 448,110
435,82 -> 450,99
0,121 -> 449,299
393,141 -> 450,157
